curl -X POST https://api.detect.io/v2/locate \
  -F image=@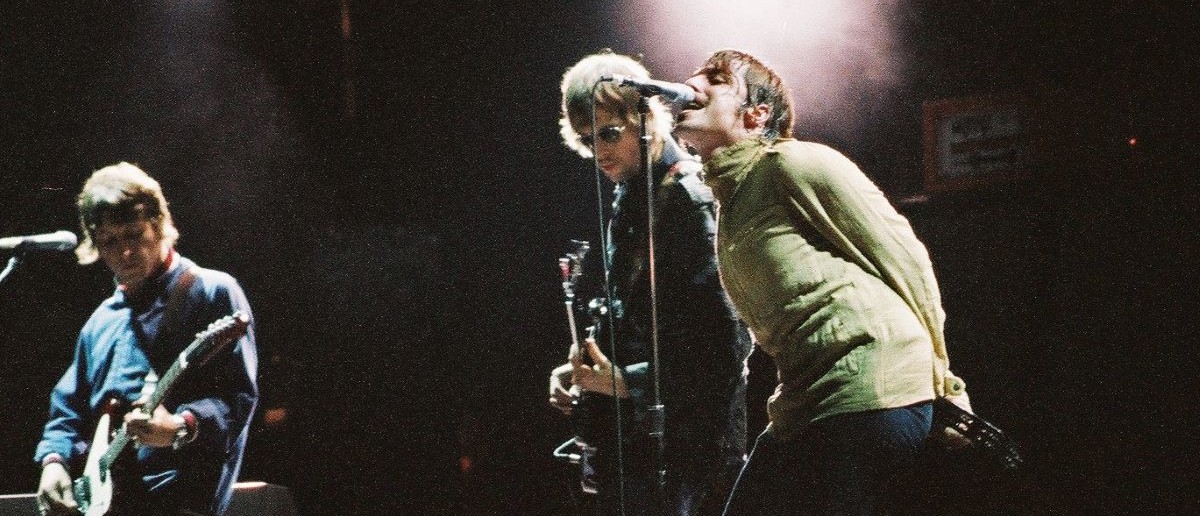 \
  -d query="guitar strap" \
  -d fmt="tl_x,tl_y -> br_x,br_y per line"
100,266 -> 198,391
159,267 -> 197,348
148,266 -> 196,377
